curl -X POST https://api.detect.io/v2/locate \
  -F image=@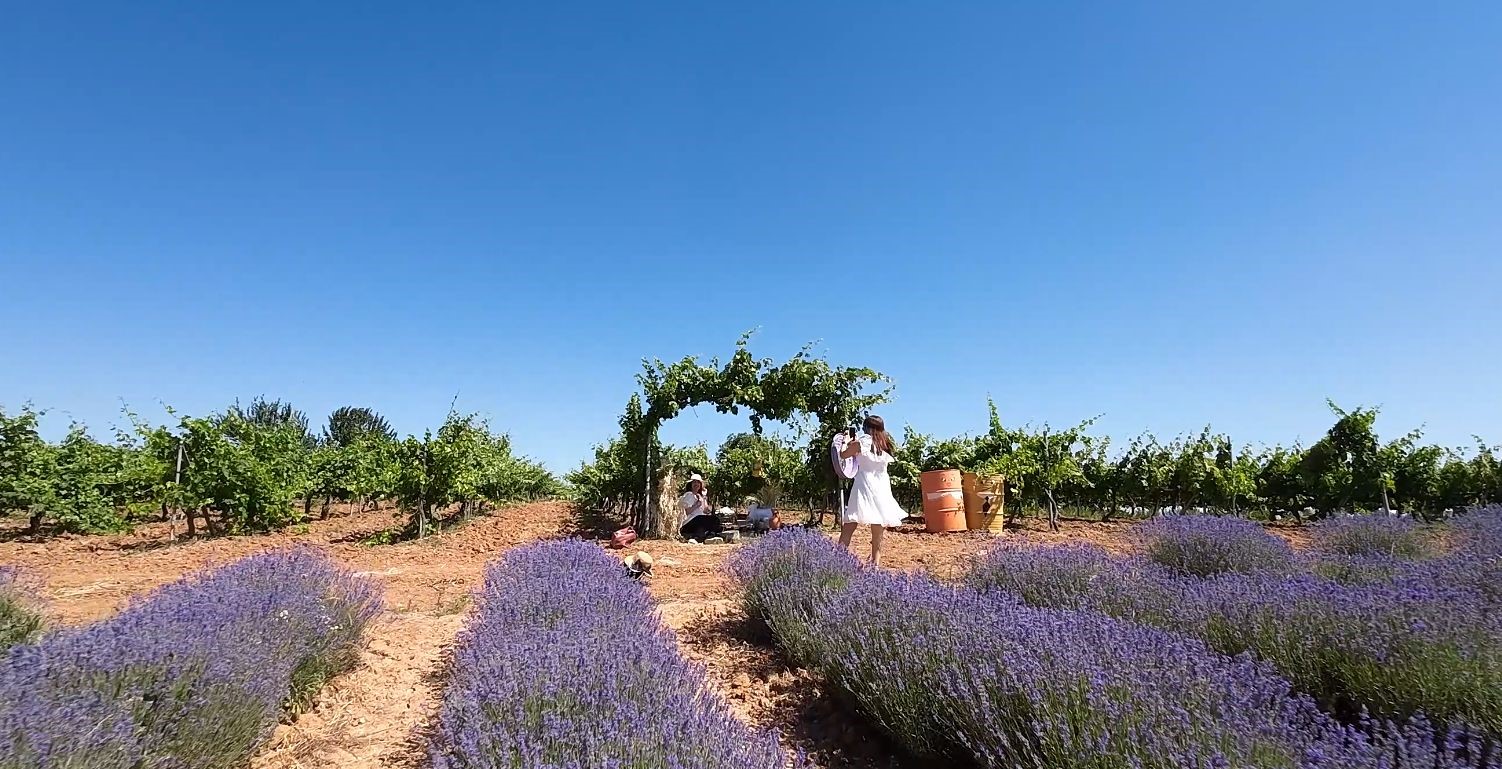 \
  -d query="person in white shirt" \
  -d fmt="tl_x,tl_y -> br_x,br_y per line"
678,474 -> 723,541
838,415 -> 908,566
